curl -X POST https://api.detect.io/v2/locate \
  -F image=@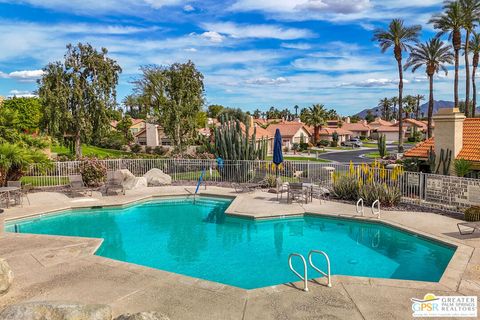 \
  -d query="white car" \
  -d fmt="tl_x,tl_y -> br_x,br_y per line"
341,138 -> 363,148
